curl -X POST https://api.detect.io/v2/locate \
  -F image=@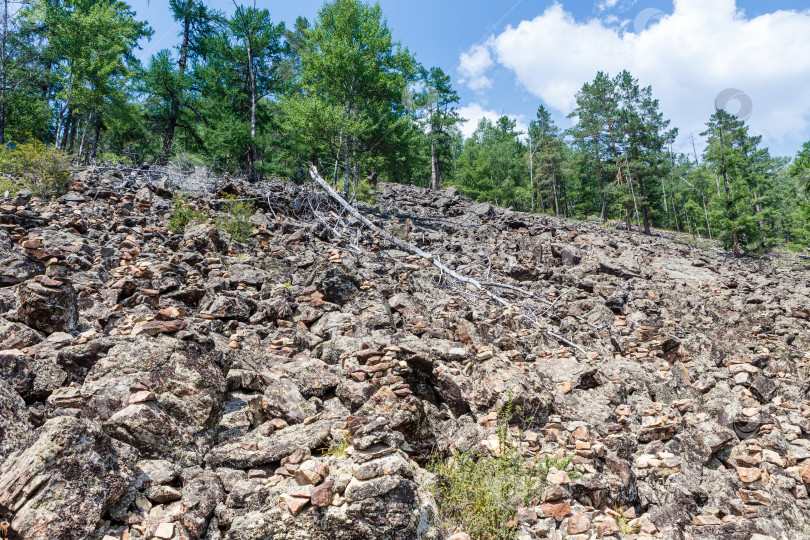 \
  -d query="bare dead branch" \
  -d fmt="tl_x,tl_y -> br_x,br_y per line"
308,163 -> 587,358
